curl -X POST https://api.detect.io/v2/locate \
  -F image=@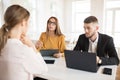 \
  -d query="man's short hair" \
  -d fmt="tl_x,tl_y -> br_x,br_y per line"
84,16 -> 98,23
